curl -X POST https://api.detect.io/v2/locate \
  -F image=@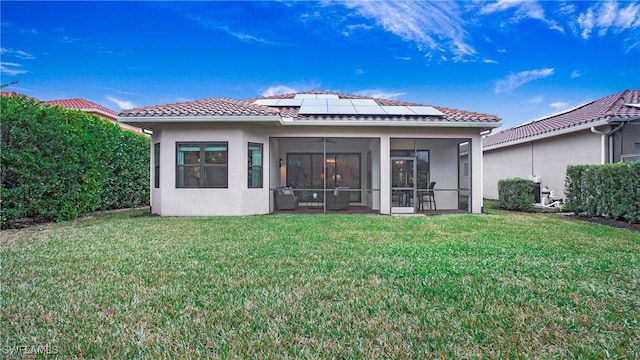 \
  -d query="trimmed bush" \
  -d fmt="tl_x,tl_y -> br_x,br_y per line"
0,95 -> 149,228
565,162 -> 640,223
498,178 -> 534,212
